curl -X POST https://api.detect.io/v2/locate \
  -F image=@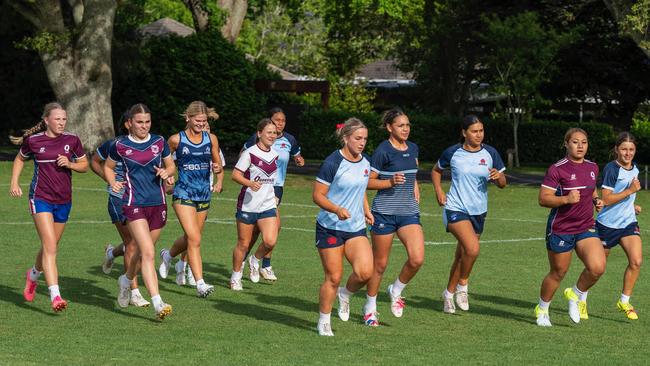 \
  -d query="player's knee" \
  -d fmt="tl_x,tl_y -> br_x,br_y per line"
588,262 -> 606,278
549,269 -> 568,281
187,233 -> 202,248
629,257 -> 642,271
407,254 -> 424,270
374,260 -> 388,275
355,266 -> 373,283
464,245 -> 480,259
325,273 -> 342,287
